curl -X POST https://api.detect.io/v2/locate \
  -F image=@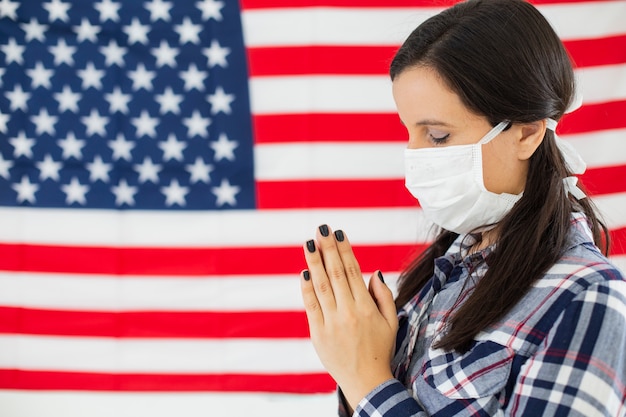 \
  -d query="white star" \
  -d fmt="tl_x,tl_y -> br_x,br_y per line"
133,156 -> 162,183
36,154 -> 62,181
145,0 -> 172,22
131,110 -> 159,138
108,134 -> 135,161
207,86 -> 235,115
5,84 -> 30,111
57,132 -> 85,159
128,63 -> 156,91
179,63 -> 207,91
158,133 -> 186,161
0,0 -> 20,20
211,178 -> 240,207
86,155 -> 112,182
49,38 -> 76,66
183,110 -> 210,138
1,38 -> 25,65
0,110 -> 8,133
104,86 -> 131,114
94,0 -> 121,22
31,108 -> 58,136
111,178 -> 138,206
155,86 -> 183,114
100,39 -> 126,66
61,177 -> 89,205
73,18 -> 100,42
9,131 -> 35,158
81,109 -> 109,137
12,176 -> 39,204
53,85 -> 81,113
151,40 -> 178,68
123,18 -> 150,45
185,156 -> 214,183
77,62 -> 105,90
196,0 -> 224,21
174,17 -> 202,44
27,62 -> 54,89
0,153 -> 14,179
202,39 -> 230,68
210,133 -> 238,161
21,18 -> 47,42
43,0 -> 71,22
160,178 -> 189,207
